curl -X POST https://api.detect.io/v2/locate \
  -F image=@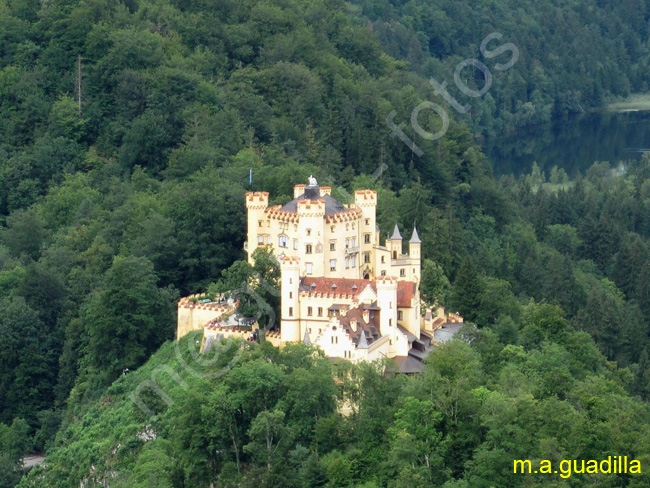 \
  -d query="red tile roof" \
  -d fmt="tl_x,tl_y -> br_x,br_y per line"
397,281 -> 416,308
300,277 -> 417,308
300,277 -> 373,296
